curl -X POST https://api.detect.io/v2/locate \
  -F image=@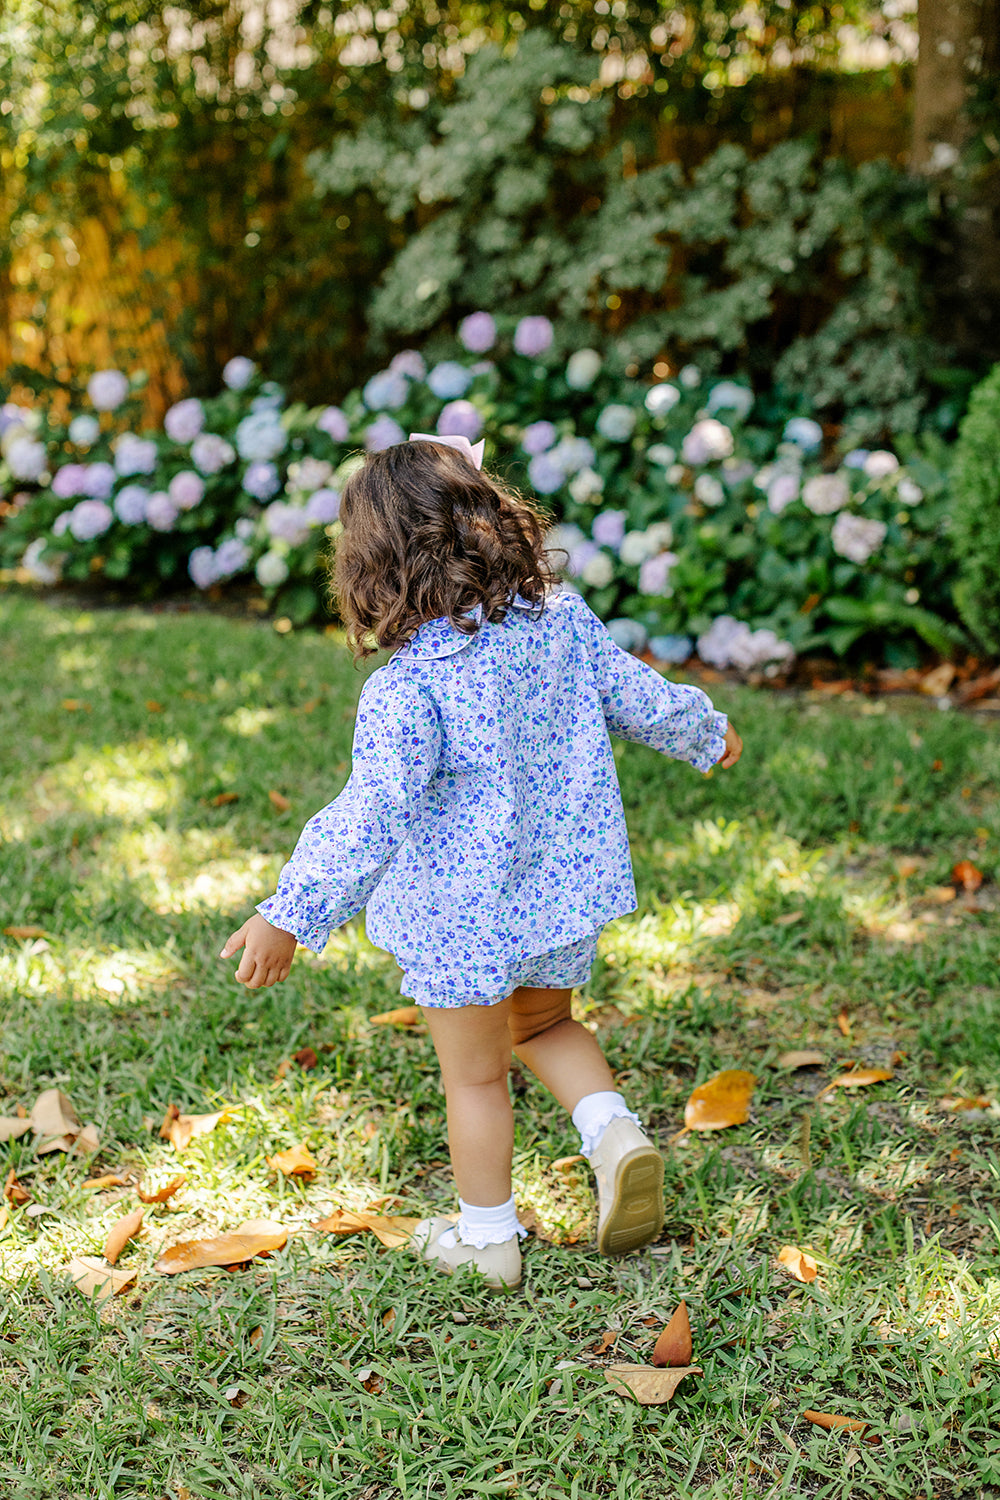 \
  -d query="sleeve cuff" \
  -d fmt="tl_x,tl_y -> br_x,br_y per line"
687,710 -> 729,774
256,897 -> 332,955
